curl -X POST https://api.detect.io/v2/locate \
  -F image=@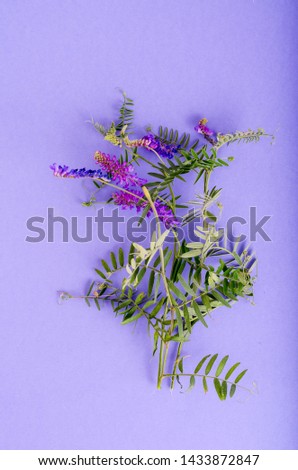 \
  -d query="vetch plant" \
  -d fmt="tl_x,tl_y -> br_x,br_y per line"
51,93 -> 272,400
